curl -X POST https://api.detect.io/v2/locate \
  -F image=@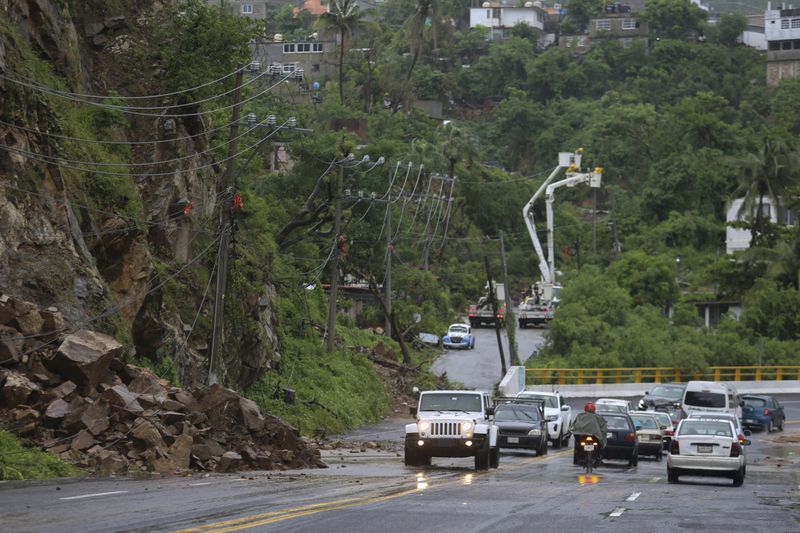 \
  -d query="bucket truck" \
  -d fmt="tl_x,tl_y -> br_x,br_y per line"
518,151 -> 602,327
